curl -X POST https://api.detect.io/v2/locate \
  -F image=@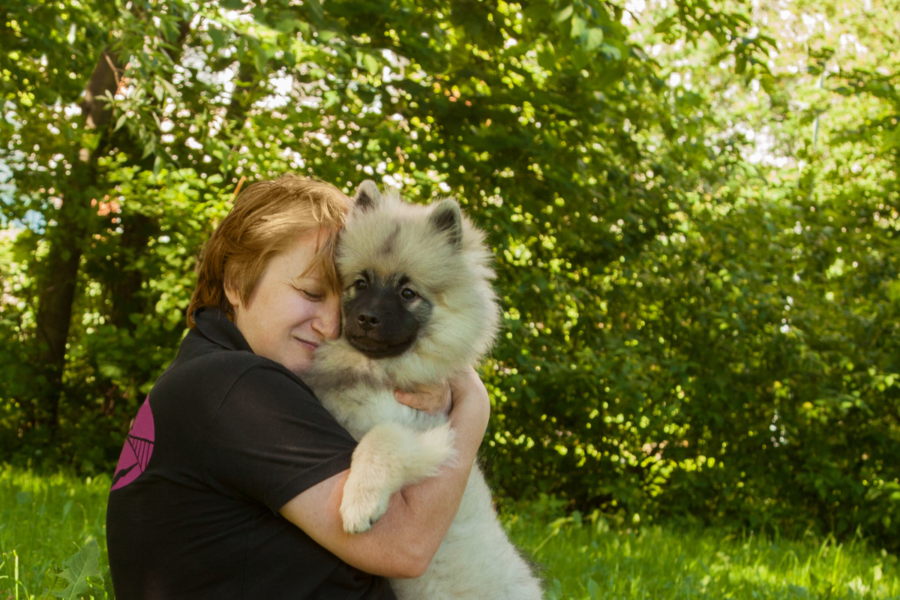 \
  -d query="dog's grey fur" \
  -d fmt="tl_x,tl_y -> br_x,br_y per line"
305,181 -> 542,600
